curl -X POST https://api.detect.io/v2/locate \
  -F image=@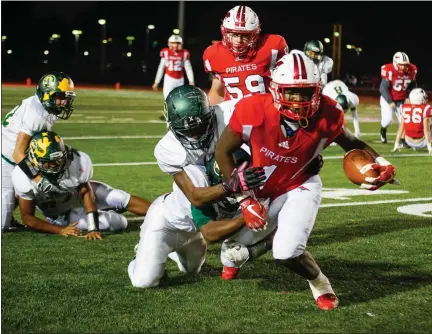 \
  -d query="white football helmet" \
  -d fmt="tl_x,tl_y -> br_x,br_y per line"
168,34 -> 183,51
409,88 -> 428,105
220,5 -> 261,58
393,52 -> 410,74
269,53 -> 322,121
